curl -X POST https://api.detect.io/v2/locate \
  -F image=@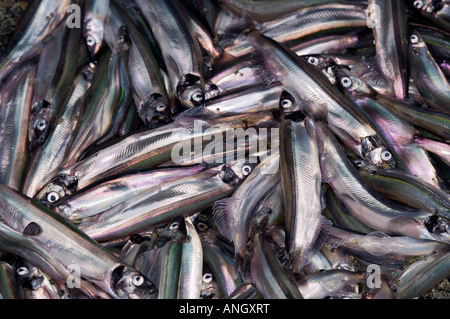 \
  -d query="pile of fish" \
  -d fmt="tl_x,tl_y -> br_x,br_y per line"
0,0 -> 449,299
